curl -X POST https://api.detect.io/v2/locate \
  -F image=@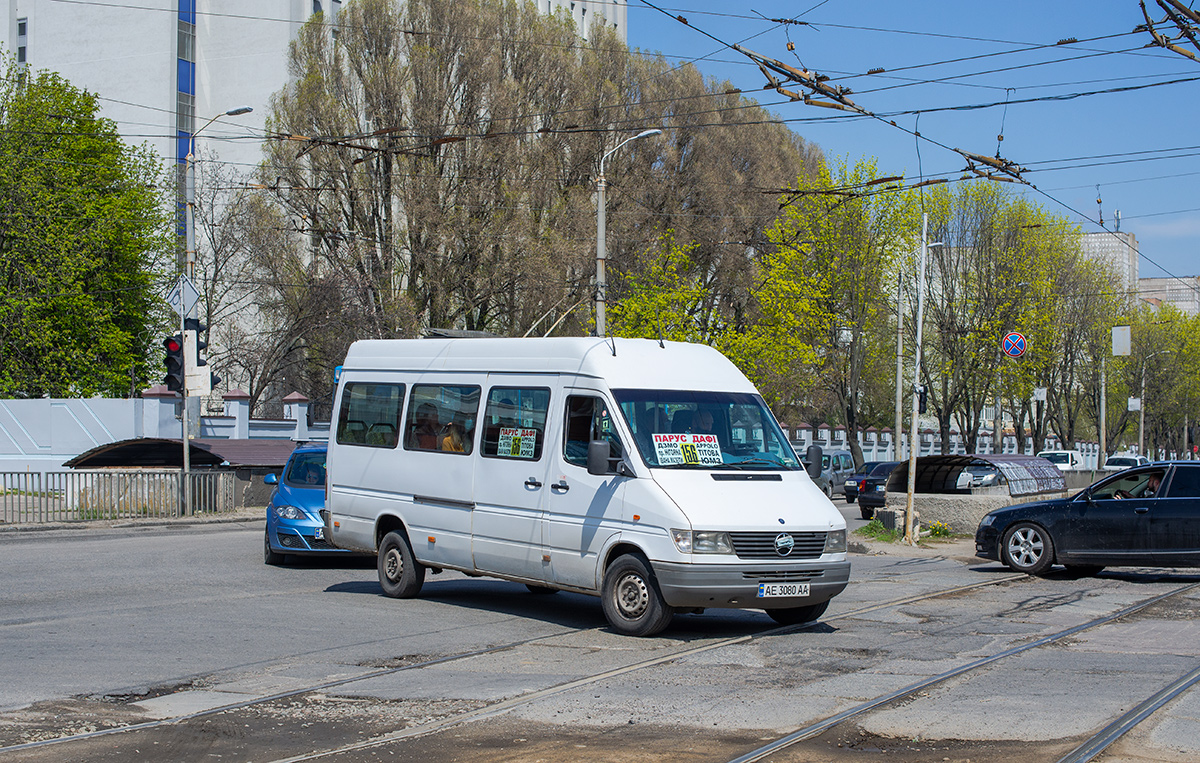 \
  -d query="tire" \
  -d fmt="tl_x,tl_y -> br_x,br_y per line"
1063,565 -> 1105,578
264,529 -> 285,565
378,530 -> 425,598
766,600 -> 829,626
601,553 -> 674,637
525,584 -> 558,595
823,482 -> 833,499
859,506 -> 874,521
1001,522 -> 1055,575
845,494 -> 856,505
